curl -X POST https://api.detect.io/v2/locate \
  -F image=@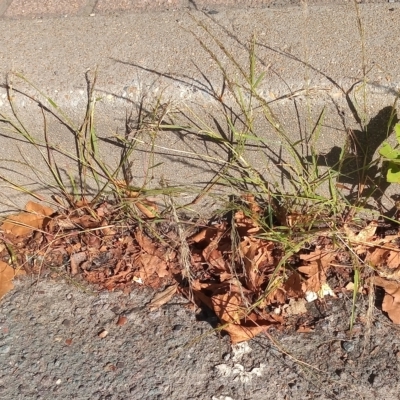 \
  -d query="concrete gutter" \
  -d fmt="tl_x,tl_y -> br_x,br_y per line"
0,1 -> 399,212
